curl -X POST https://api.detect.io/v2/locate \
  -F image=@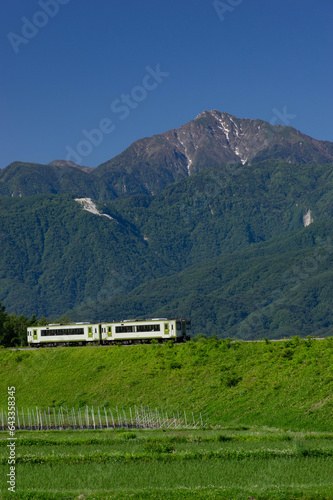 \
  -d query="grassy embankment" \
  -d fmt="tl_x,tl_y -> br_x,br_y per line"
1,337 -> 333,430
